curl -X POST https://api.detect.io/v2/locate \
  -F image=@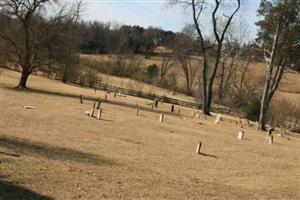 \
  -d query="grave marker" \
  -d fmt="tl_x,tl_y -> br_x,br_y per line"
196,142 -> 202,154
237,130 -> 244,140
